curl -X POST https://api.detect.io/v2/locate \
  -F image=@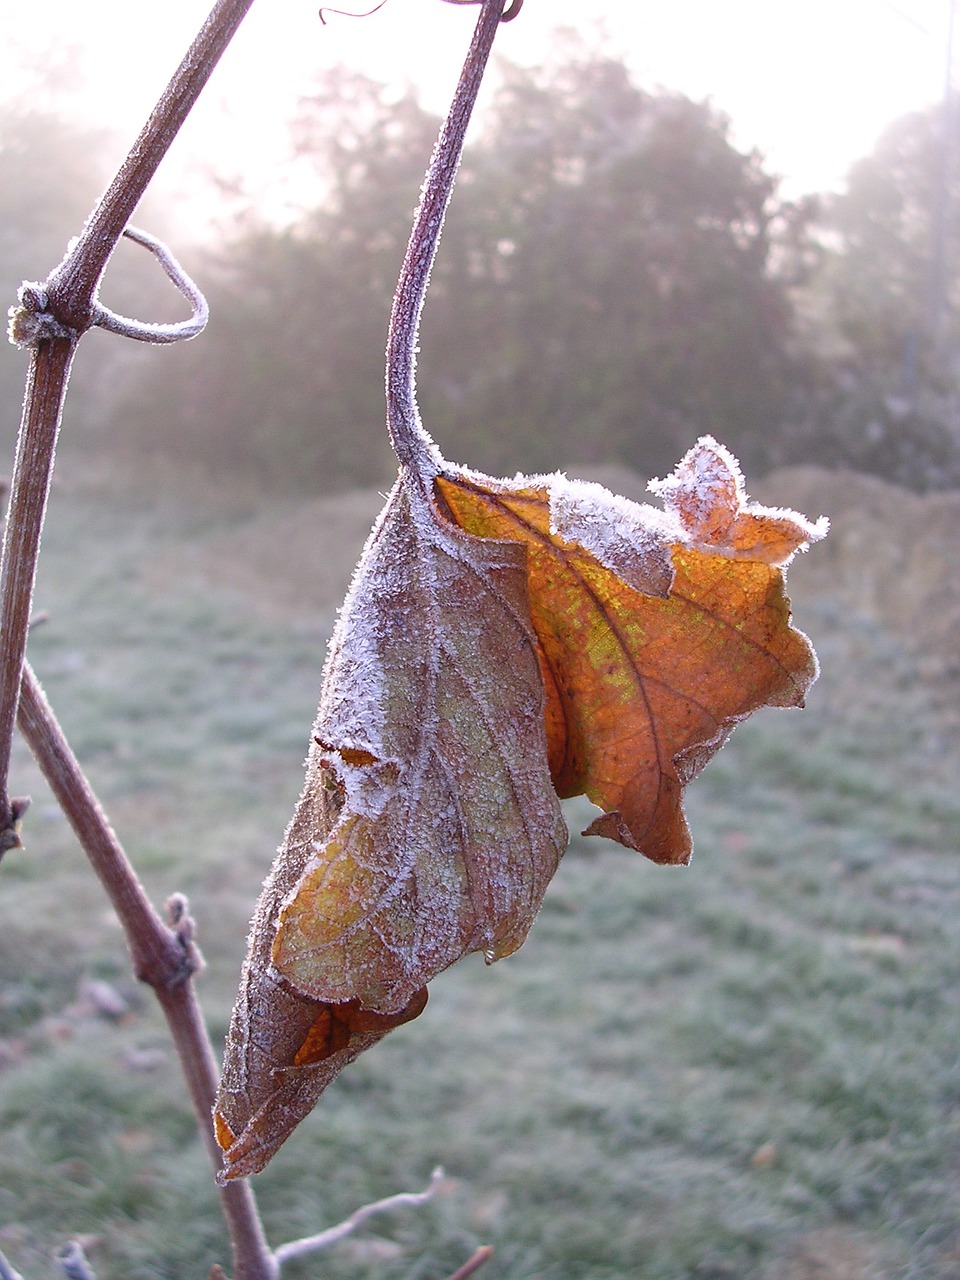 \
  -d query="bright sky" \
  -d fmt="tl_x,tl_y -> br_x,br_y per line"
2,0 -> 954,228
